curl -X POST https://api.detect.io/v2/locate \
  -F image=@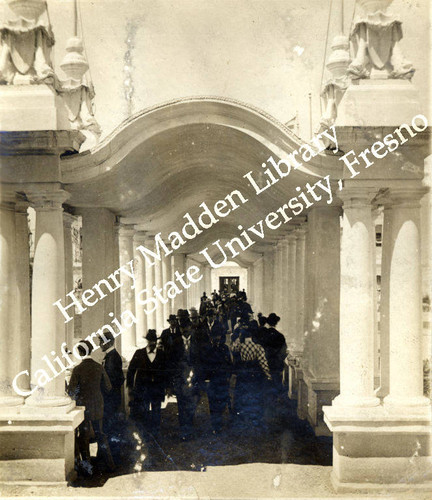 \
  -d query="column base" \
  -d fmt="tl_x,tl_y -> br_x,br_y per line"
0,396 -> 24,408
323,403 -> 432,492
0,404 -> 84,484
302,369 -> 340,437
24,394 -> 74,413
333,394 -> 380,407
384,394 -> 431,407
